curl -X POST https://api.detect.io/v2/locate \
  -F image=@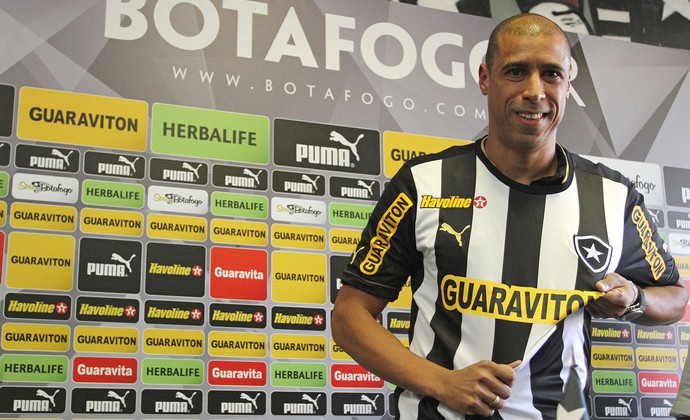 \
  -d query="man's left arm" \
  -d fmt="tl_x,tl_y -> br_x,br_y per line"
587,273 -> 687,325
